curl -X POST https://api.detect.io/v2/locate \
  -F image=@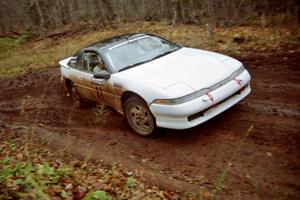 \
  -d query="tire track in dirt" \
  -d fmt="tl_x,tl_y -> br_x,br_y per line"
1,52 -> 300,199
